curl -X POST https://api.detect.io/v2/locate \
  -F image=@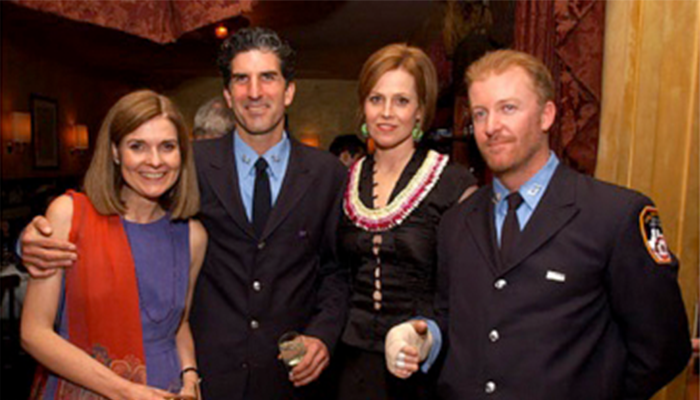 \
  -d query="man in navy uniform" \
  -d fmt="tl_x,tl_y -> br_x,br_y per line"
385,49 -> 690,399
